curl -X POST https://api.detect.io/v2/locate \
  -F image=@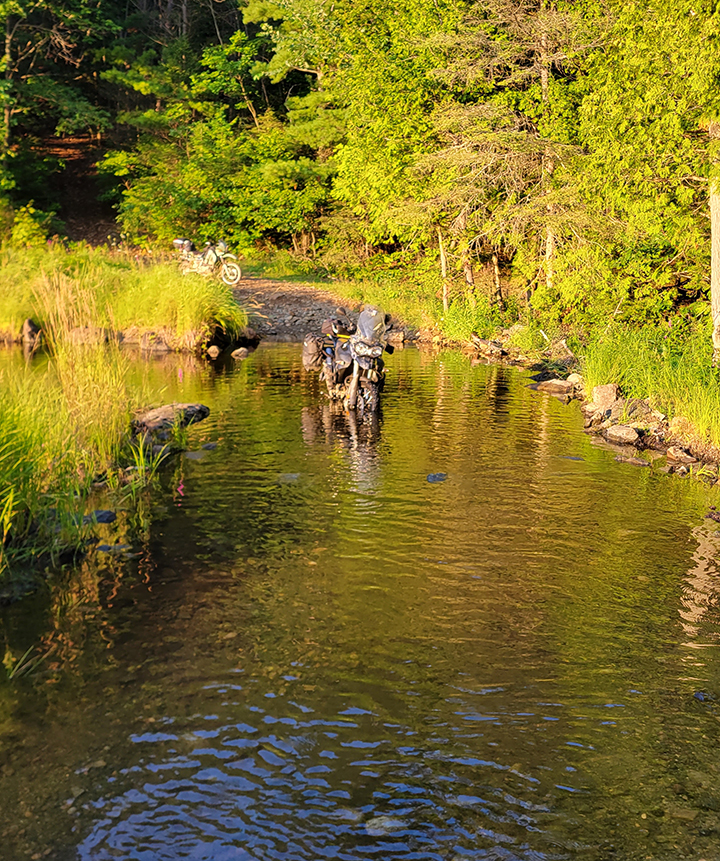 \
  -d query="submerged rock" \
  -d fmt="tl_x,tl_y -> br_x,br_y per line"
365,816 -> 408,836
536,378 -> 574,395
427,472 -> 448,483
